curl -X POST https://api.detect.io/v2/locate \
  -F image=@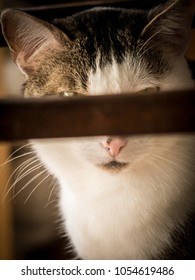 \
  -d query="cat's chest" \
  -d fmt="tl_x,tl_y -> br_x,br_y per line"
58,174 -> 165,259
